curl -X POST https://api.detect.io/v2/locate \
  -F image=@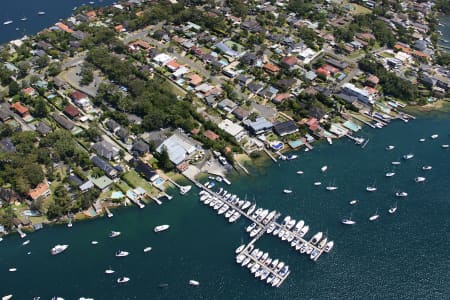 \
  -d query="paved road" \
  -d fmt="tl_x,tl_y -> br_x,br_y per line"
61,53 -> 87,70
